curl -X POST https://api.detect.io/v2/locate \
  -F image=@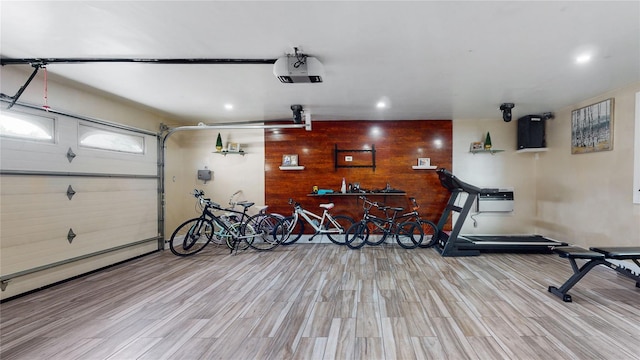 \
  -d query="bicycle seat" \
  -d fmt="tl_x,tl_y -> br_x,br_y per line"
237,201 -> 254,209
388,206 -> 404,212
319,203 -> 334,210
